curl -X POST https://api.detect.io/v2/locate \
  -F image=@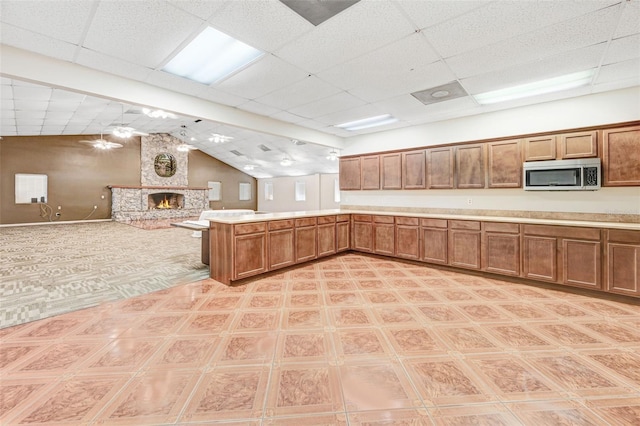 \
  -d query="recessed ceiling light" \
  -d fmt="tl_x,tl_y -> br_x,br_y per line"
431,90 -> 450,98
280,156 -> 292,166
411,81 -> 468,105
142,108 -> 176,119
163,27 -> 264,85
335,114 -> 398,131
473,70 -> 595,105
243,165 -> 255,171
209,133 -> 233,143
